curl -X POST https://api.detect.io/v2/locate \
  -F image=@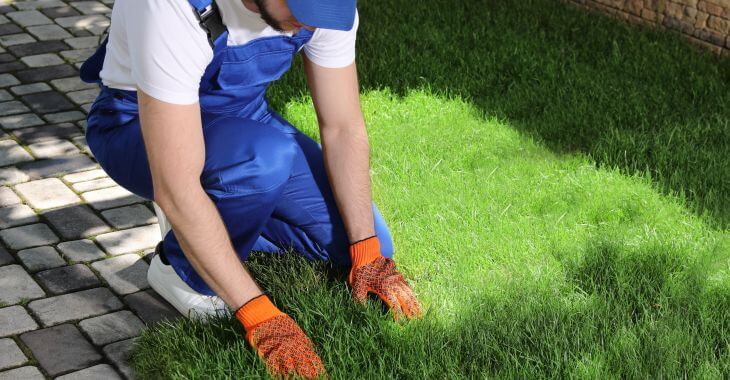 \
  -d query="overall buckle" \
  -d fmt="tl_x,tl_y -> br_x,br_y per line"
193,2 -> 226,49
